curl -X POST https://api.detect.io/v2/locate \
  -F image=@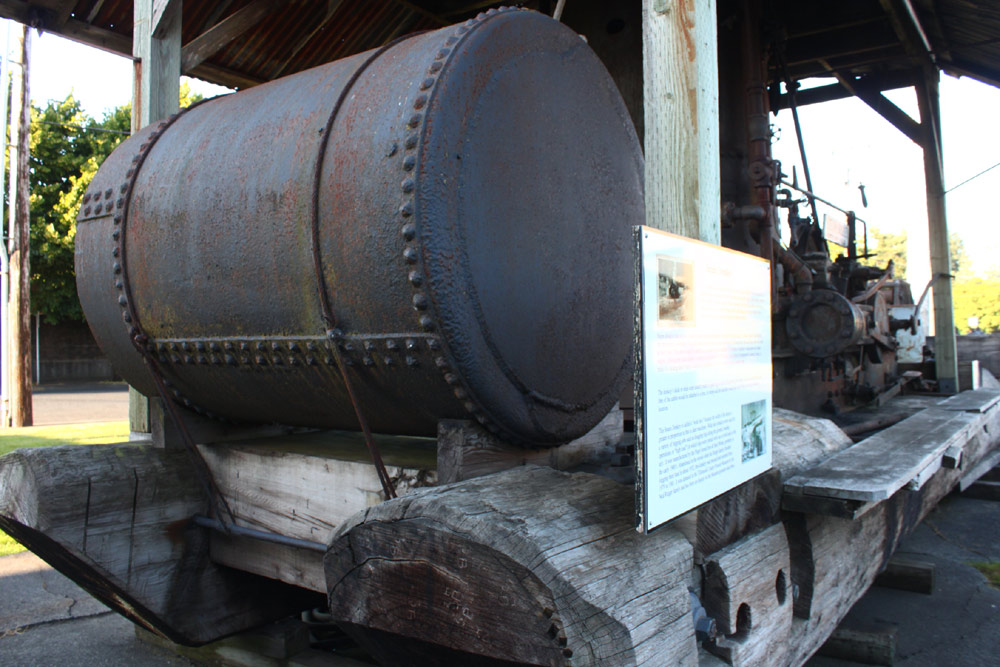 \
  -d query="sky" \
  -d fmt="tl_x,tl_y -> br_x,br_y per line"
15,22 -> 1000,277
771,74 -> 1000,278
